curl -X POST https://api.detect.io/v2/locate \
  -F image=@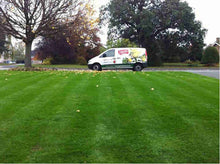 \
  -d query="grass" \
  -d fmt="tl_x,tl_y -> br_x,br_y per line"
0,70 -> 219,163
0,63 -> 14,66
